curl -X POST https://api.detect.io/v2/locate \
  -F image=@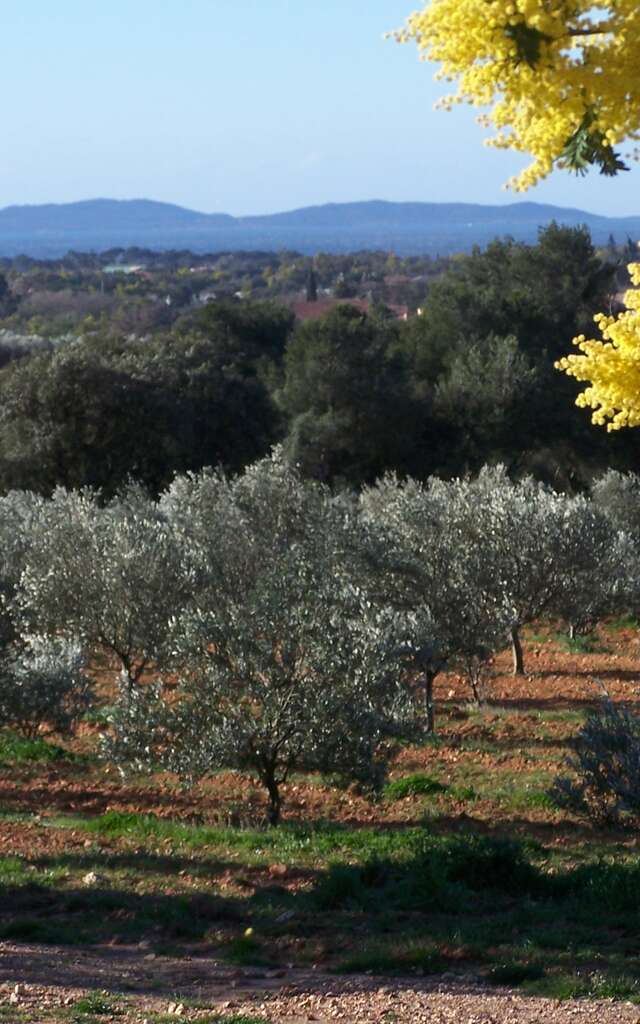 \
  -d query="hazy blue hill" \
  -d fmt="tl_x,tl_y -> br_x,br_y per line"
244,199 -> 615,228
0,199 -> 234,232
0,197 -> 637,257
